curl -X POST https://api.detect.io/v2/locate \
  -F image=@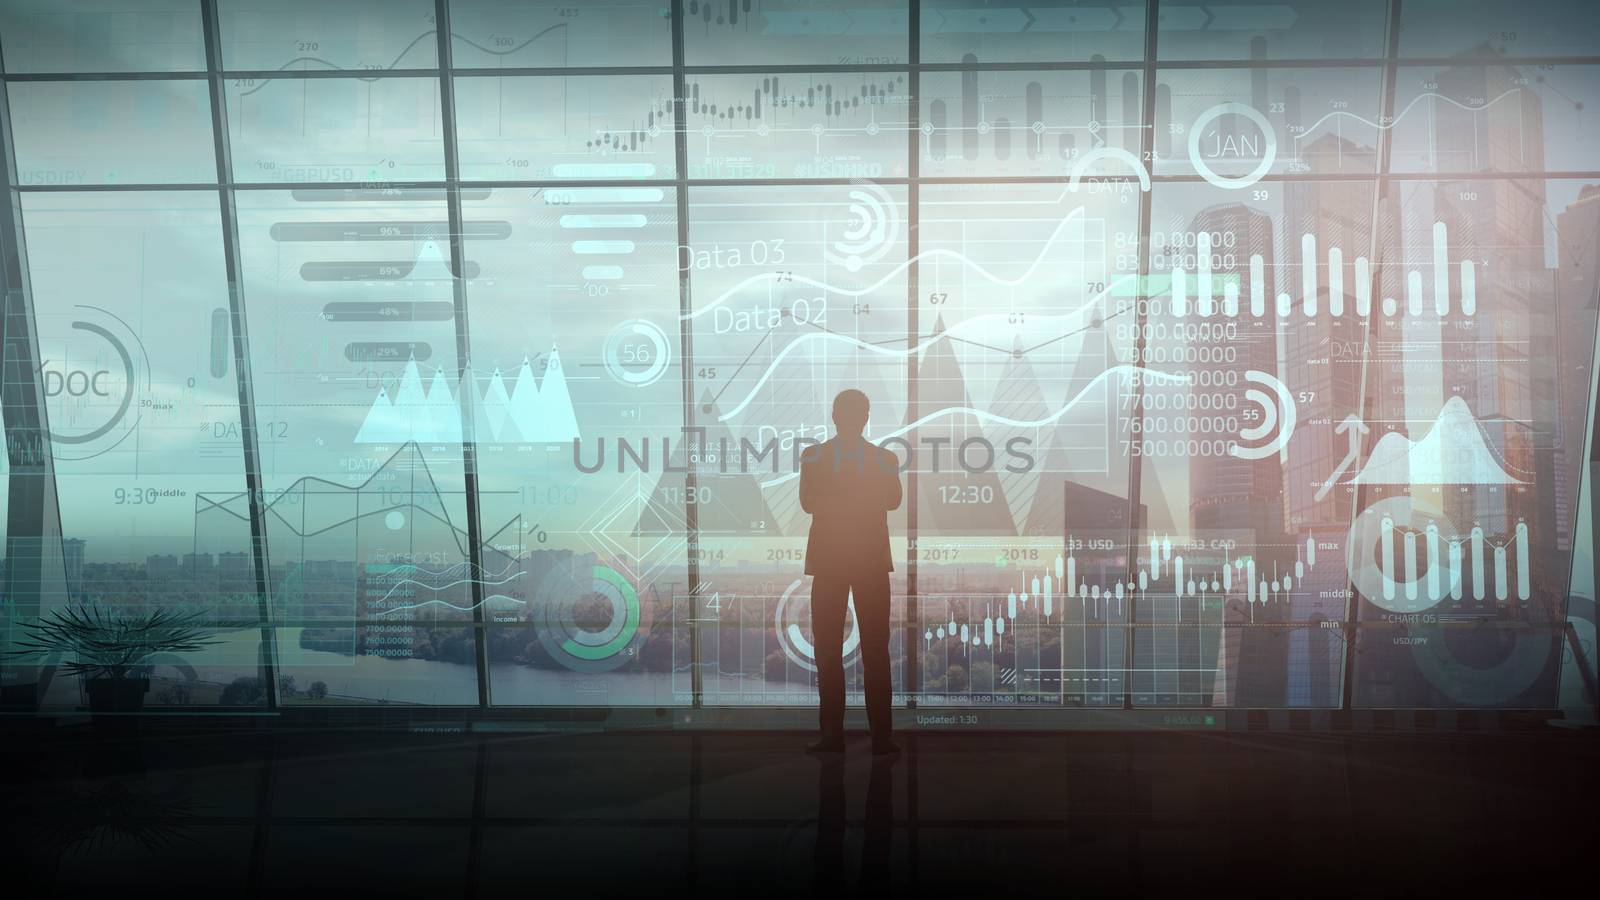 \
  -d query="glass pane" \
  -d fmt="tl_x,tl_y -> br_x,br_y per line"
1562,453 -> 1599,712
235,188 -> 479,705
1153,67 -> 1384,181
1399,0 -> 1600,59
22,191 -> 266,707
461,187 -> 685,706
921,0 -> 1146,63
1389,64 -> 1599,175
449,0 -> 672,68
1347,179 -> 1600,709
0,403 -> 7,606
1135,180 -> 1381,708
453,75 -> 677,181
266,624 -> 478,704
1156,0 -> 1388,61
0,0 -> 203,73
685,72 -> 909,180
912,183 -> 1140,708
682,0 -> 909,66
6,80 -> 215,186
919,69 -> 1142,179
216,0 -> 438,71
225,76 -> 444,183
686,183 -> 909,706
